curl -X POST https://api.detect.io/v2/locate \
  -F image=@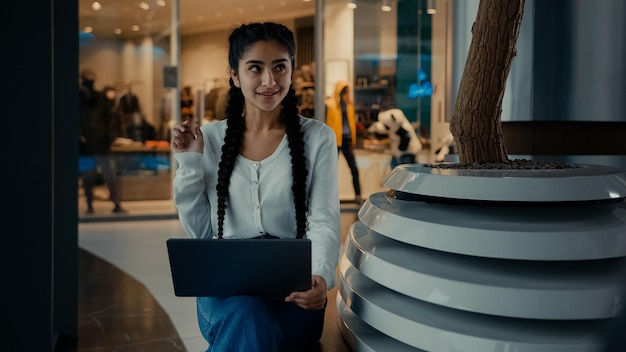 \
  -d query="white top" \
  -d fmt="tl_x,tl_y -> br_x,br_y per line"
173,116 -> 341,289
